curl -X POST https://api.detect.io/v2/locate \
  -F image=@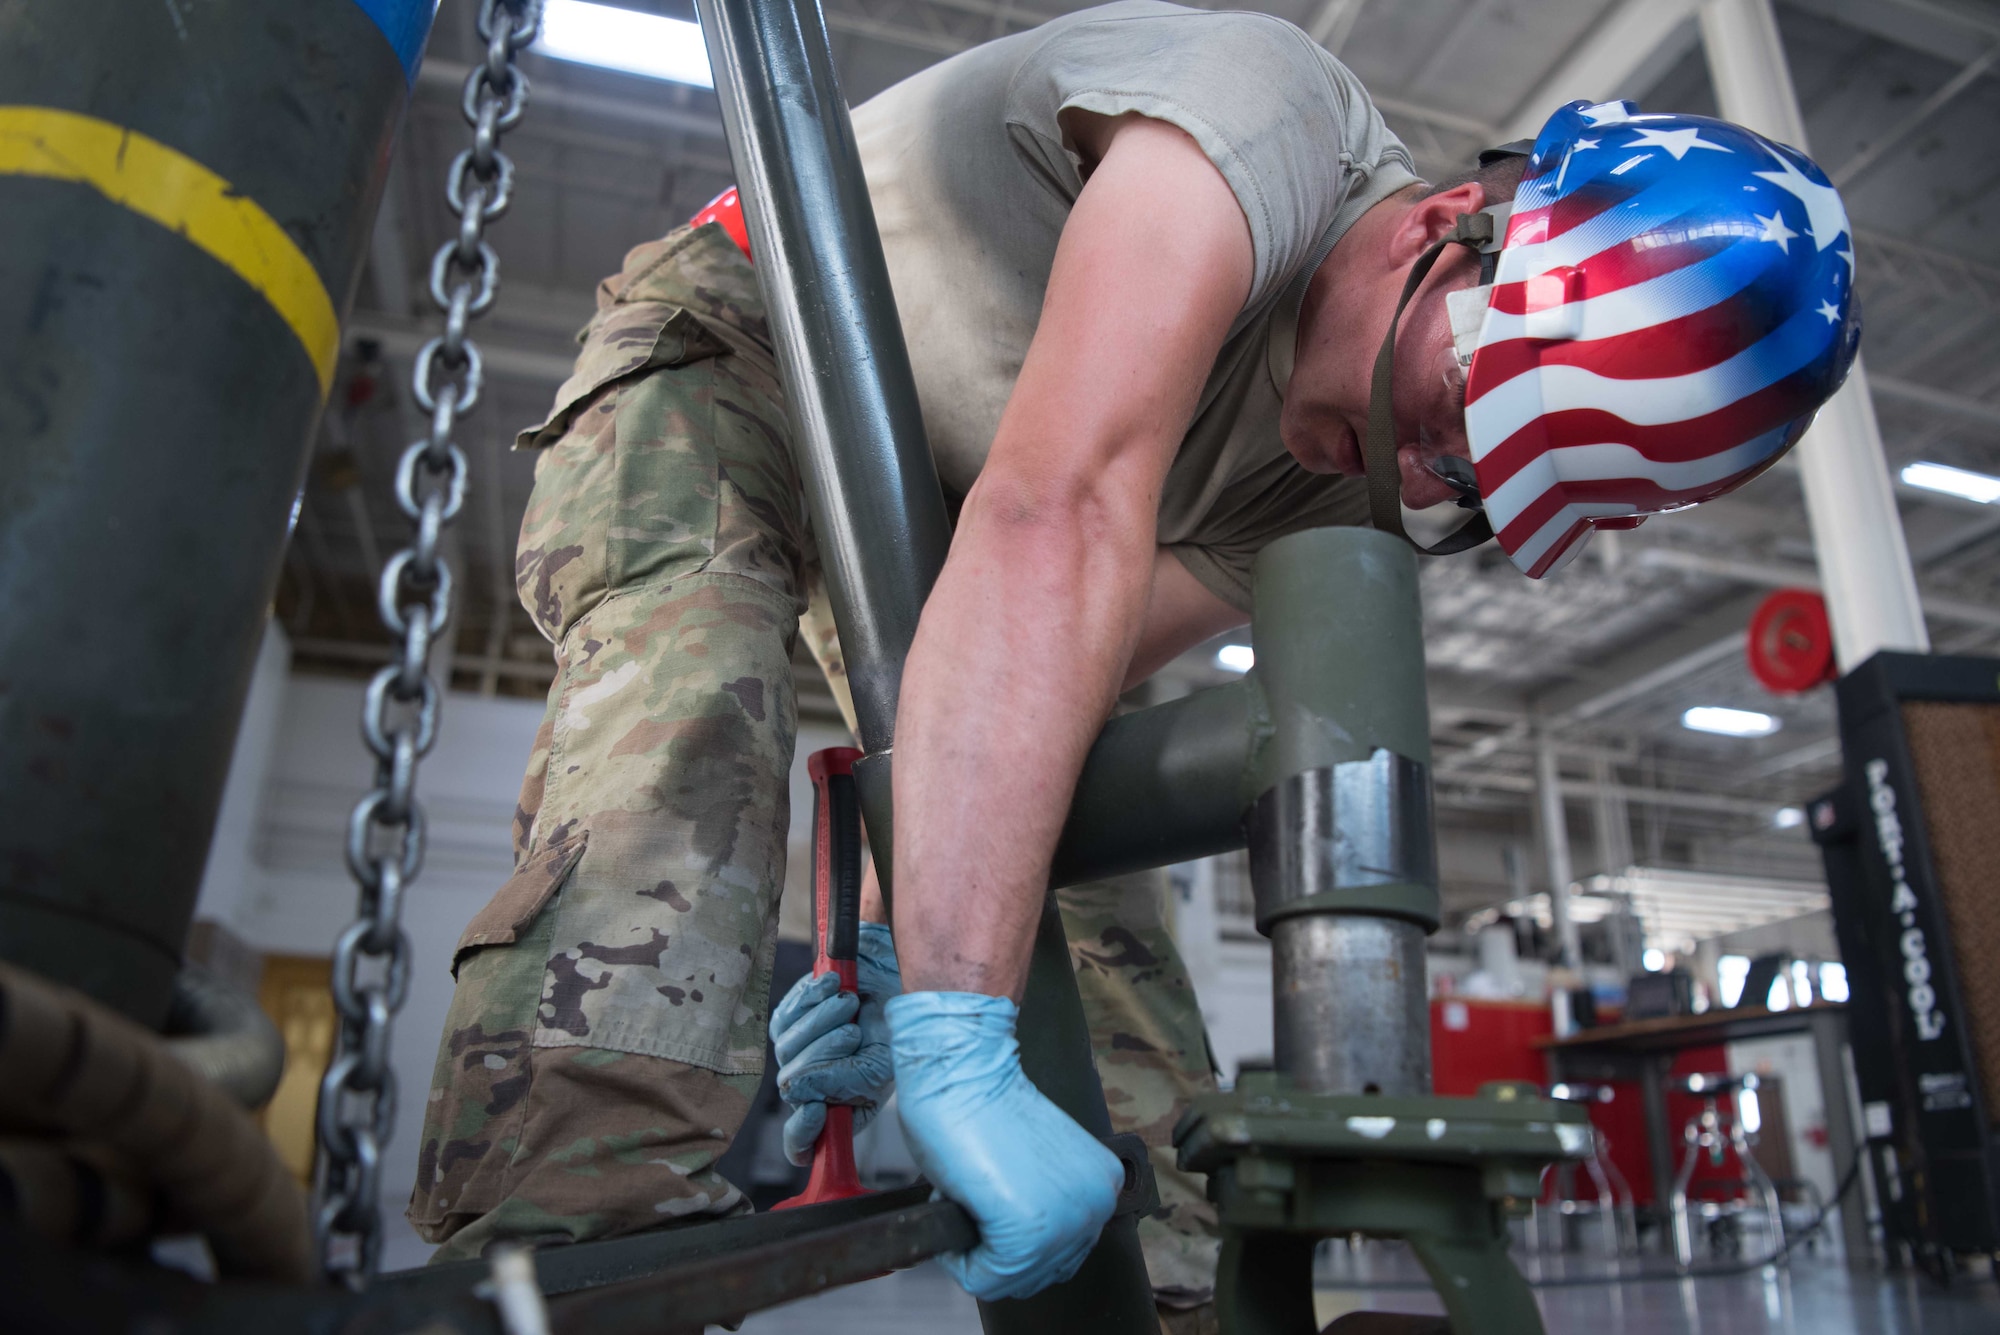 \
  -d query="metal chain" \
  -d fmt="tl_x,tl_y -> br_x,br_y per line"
314,0 -> 542,1286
